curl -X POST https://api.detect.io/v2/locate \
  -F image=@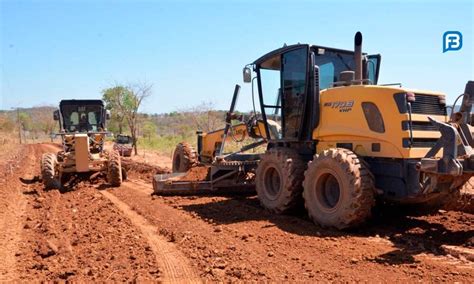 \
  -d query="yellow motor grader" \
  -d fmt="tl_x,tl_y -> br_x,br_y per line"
154,32 -> 474,229
41,99 -> 123,189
